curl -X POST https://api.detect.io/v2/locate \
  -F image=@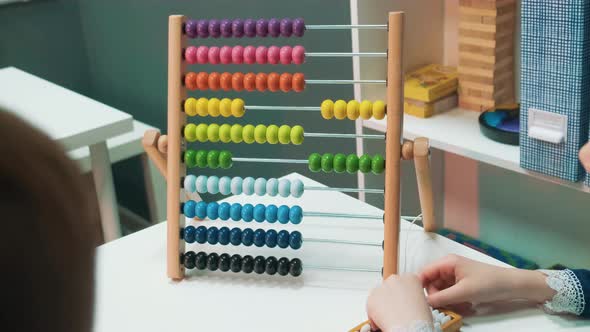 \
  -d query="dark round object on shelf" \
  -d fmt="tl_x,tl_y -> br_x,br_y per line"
478,104 -> 520,146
